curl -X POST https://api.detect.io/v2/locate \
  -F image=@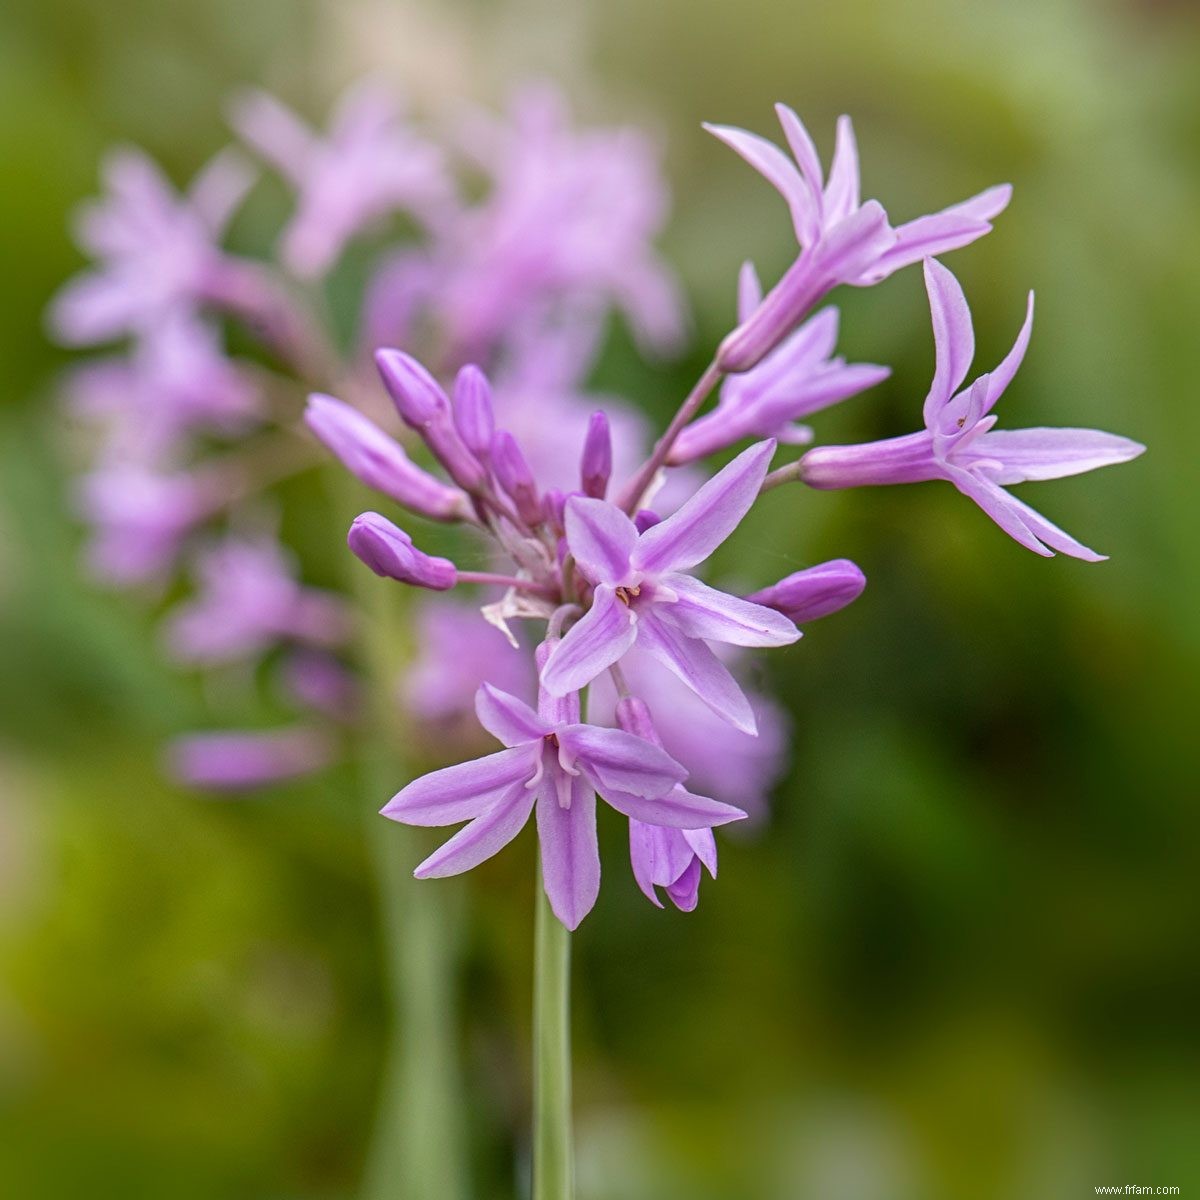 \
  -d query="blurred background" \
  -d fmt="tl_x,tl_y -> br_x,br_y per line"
2,0 -> 1198,1196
